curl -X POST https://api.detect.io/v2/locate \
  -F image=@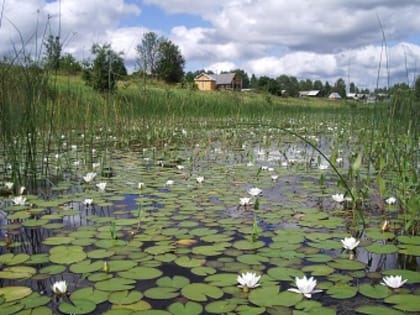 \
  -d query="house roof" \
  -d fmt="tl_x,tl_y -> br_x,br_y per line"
194,72 -> 237,85
299,90 -> 320,96
328,92 -> 342,99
